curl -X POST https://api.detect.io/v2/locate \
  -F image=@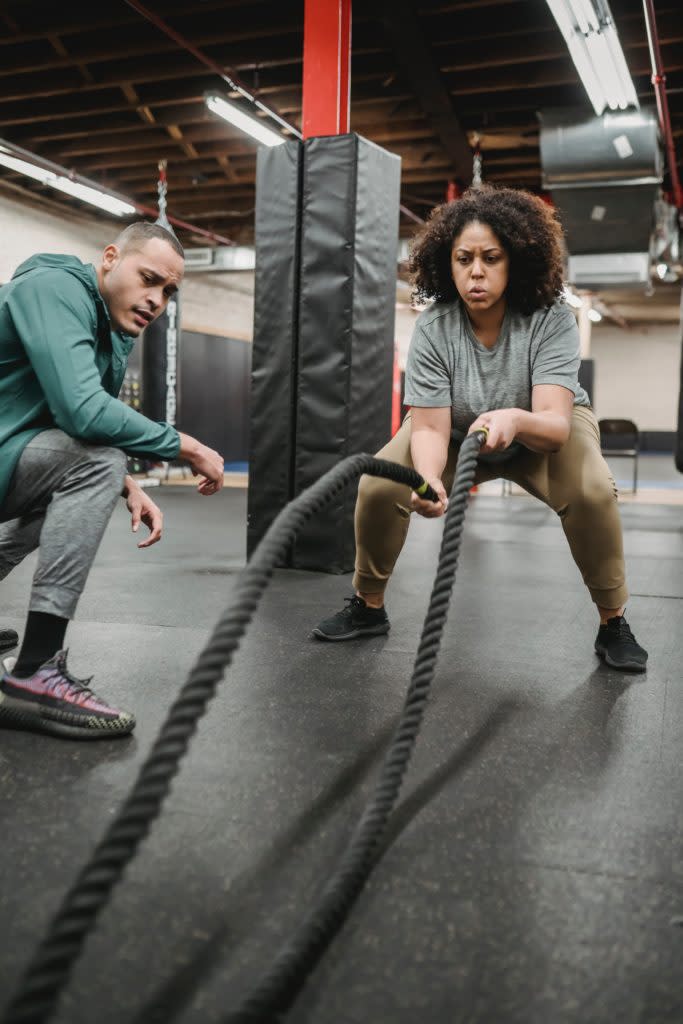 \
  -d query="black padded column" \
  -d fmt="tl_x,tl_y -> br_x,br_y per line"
247,142 -> 302,557
248,133 -> 401,571
292,134 -> 401,571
